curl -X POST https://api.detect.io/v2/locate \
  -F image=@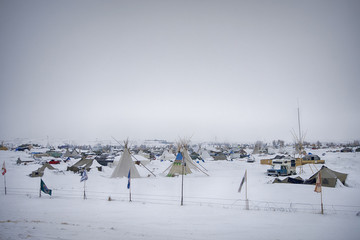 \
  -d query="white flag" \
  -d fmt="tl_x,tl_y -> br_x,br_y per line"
238,170 -> 247,193
80,170 -> 88,182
